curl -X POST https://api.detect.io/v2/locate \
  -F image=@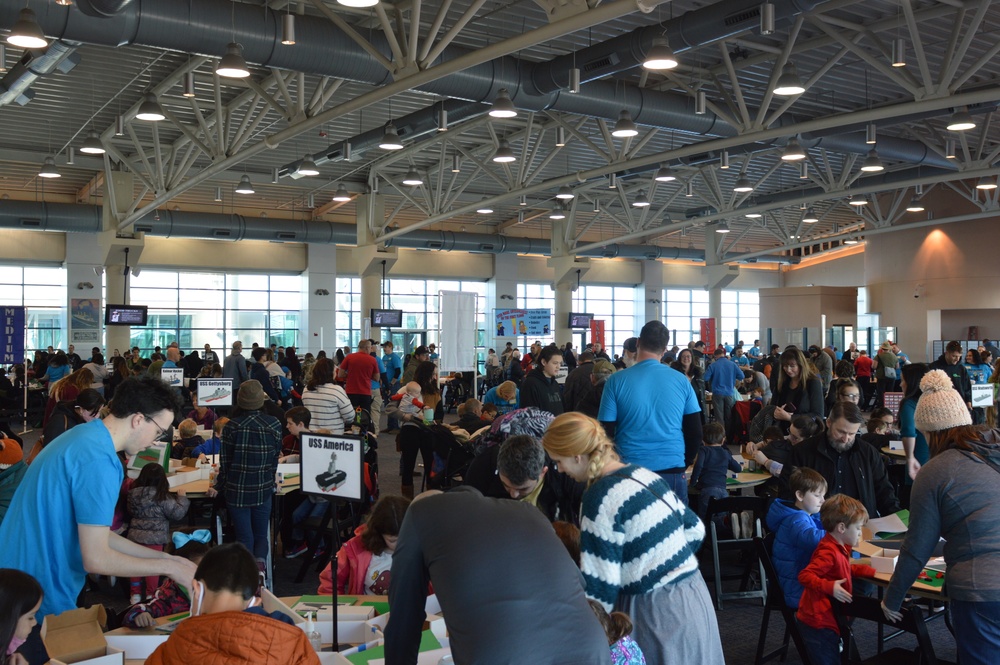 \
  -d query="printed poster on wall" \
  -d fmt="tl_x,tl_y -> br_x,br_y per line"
494,308 -> 551,337
70,298 -> 100,345
300,433 -> 365,502
1,307 -> 24,364
197,378 -> 233,406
